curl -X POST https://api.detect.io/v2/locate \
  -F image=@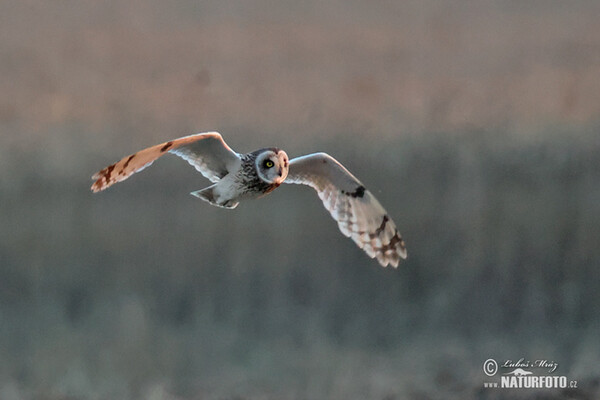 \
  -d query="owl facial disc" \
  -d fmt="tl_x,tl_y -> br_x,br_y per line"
255,149 -> 289,185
